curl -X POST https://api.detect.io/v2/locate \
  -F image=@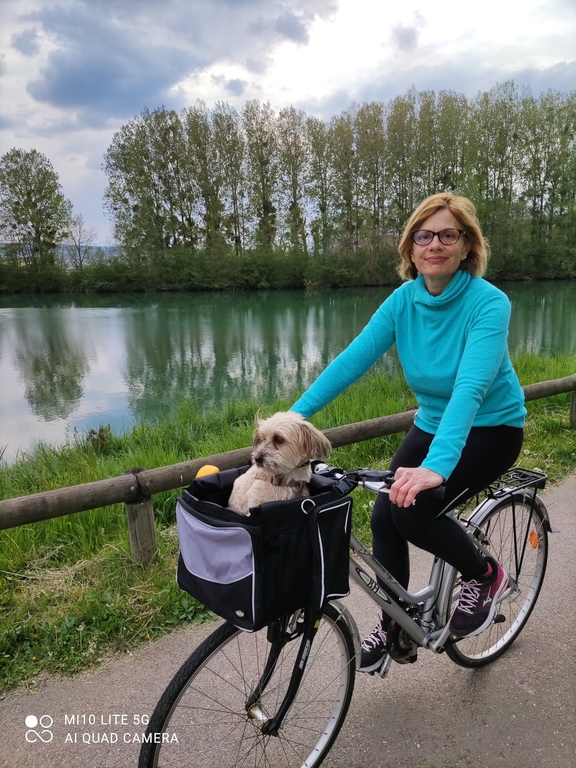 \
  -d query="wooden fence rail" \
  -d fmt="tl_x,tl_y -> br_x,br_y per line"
1,374 -> 575,562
